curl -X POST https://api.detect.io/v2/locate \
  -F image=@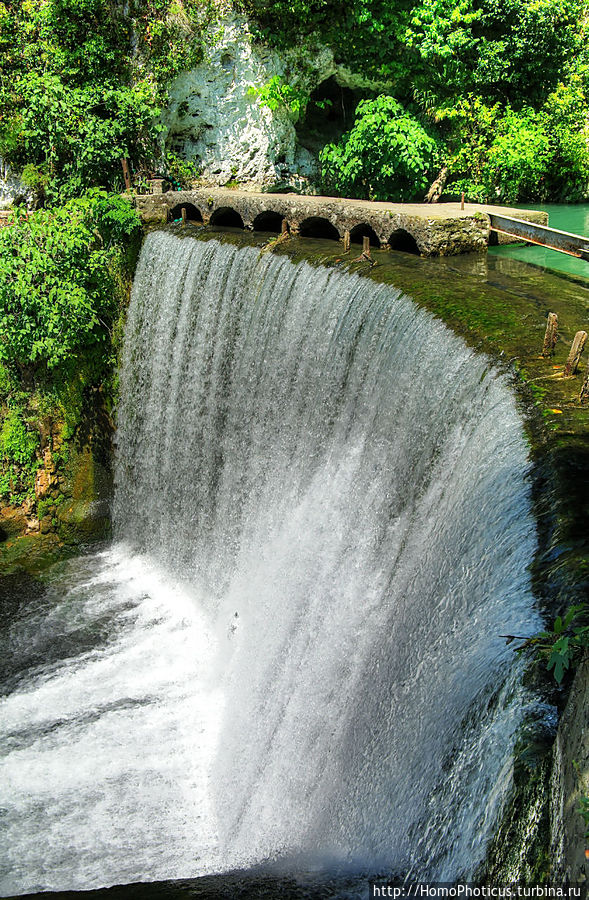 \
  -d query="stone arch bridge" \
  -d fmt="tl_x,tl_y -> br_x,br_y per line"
134,187 -> 547,258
